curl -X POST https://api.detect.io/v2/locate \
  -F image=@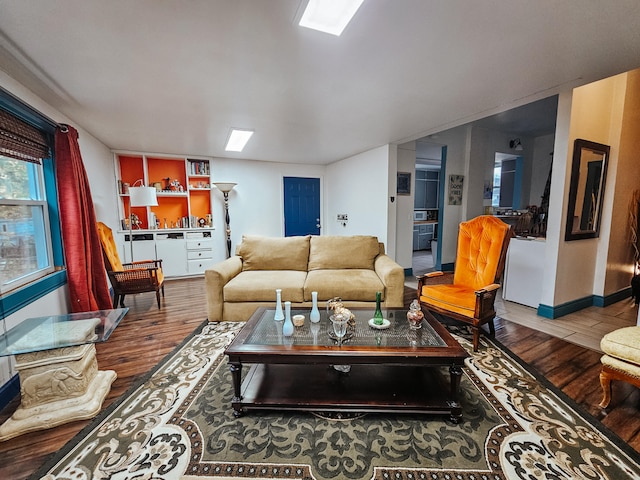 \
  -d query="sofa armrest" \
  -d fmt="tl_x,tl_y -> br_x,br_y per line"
205,256 -> 243,321
374,254 -> 404,307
